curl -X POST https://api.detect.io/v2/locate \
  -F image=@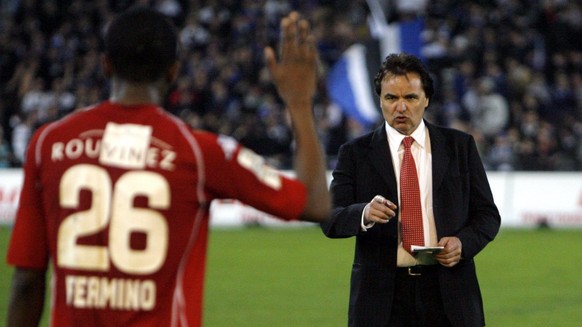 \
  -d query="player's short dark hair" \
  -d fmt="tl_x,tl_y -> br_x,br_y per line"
373,53 -> 434,100
104,6 -> 178,83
